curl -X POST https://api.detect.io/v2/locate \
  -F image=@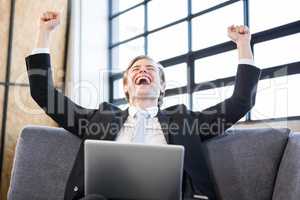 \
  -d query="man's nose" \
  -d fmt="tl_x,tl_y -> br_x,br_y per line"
138,66 -> 147,73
